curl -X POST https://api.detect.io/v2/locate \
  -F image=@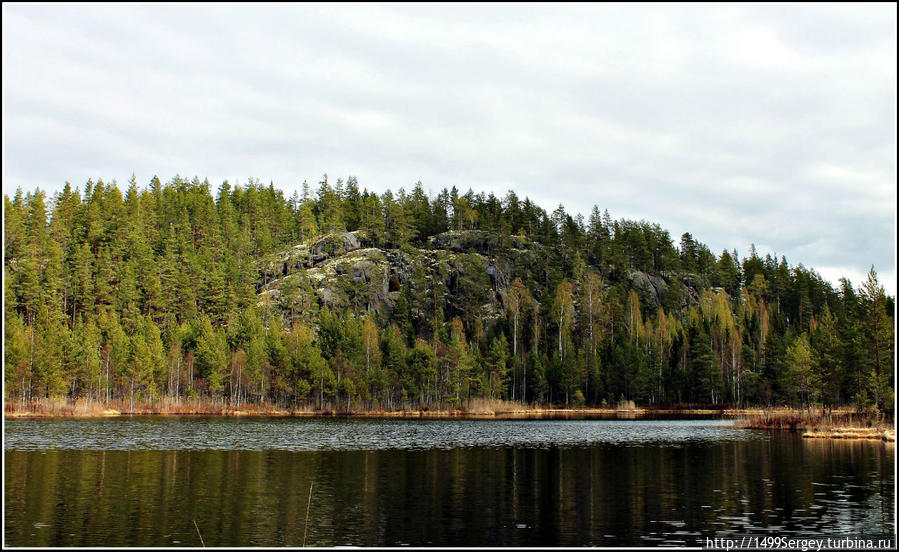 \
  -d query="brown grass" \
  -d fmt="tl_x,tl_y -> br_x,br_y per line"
9,398 -> 875,427
4,397 -> 297,418
736,407 -> 894,441
10,398 -> 508,418
5,397 -> 117,418
5,397 -> 583,419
